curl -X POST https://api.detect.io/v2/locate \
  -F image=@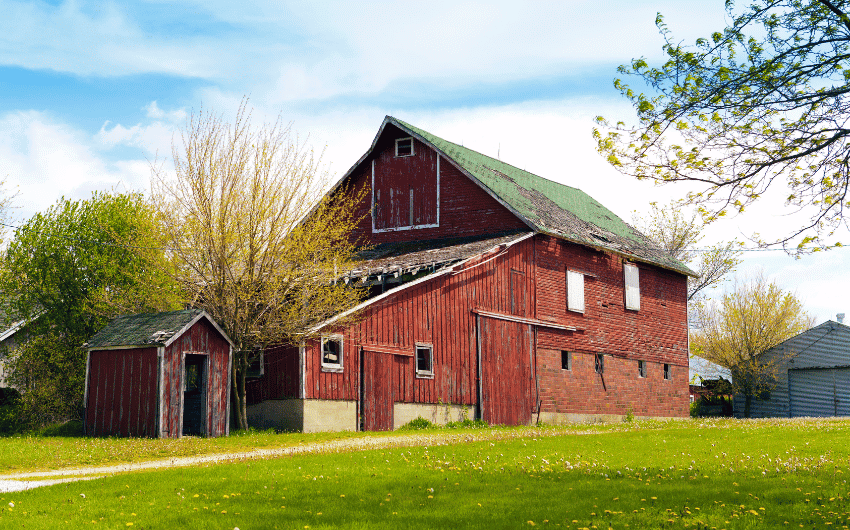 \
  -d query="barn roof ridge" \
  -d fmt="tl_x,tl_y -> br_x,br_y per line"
85,308 -> 235,350
385,116 -> 695,276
